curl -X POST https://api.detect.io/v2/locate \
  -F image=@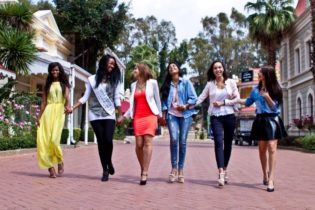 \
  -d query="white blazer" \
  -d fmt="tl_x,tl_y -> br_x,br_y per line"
124,79 -> 162,119
196,79 -> 240,115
